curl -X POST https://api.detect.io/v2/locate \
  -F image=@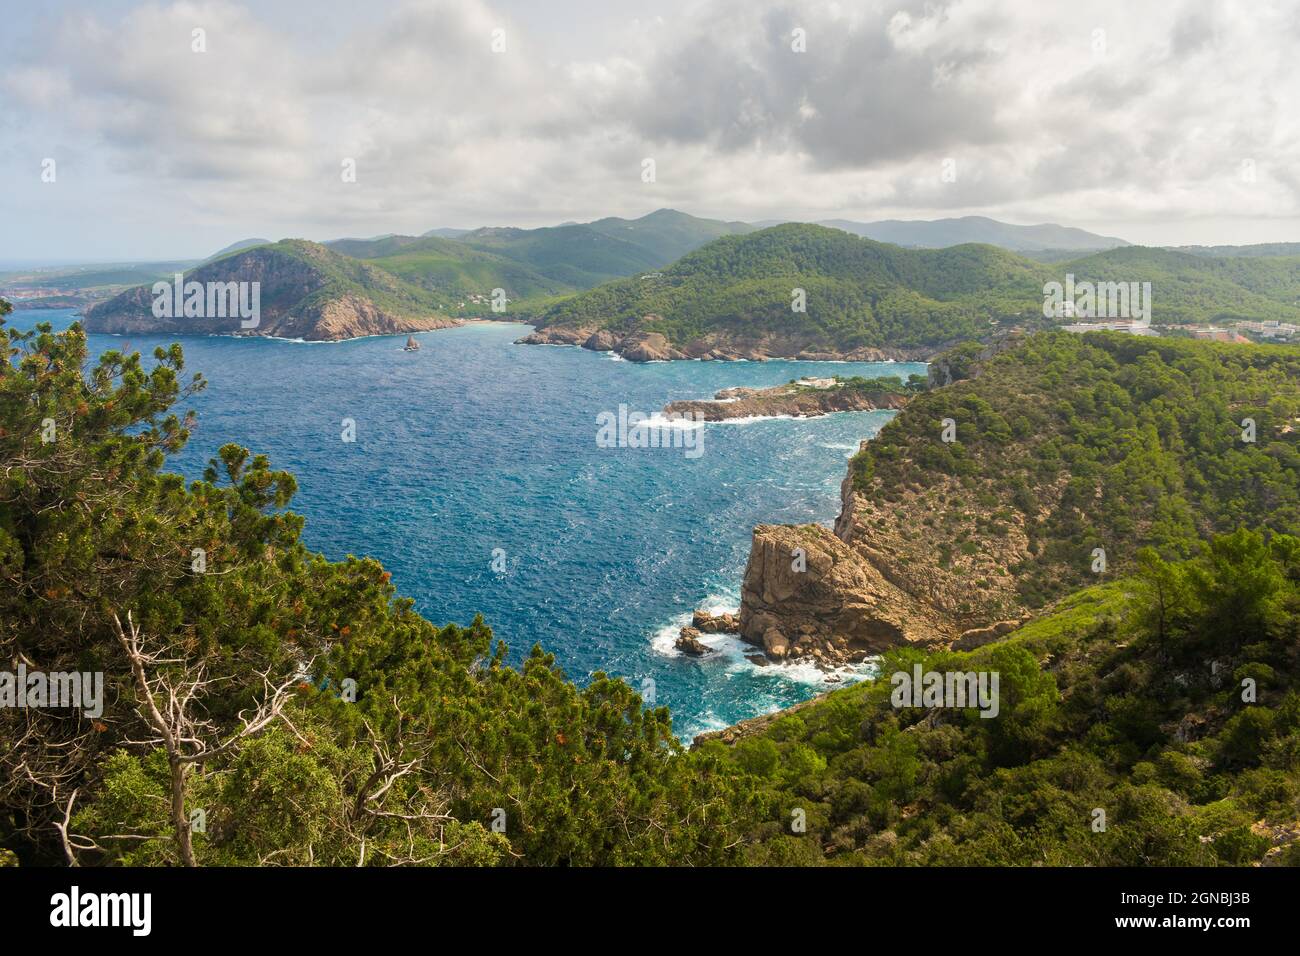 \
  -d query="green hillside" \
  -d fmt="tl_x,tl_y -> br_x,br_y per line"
535,225 -> 1300,354
535,223 -> 1055,351
81,239 -> 457,339
706,531 -> 1300,866
457,224 -> 663,287
356,235 -> 574,311
850,332 -> 1300,616
586,207 -> 757,262
1061,246 -> 1300,324
326,210 -> 760,316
